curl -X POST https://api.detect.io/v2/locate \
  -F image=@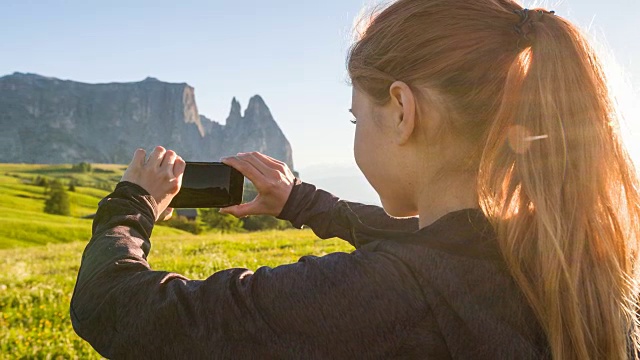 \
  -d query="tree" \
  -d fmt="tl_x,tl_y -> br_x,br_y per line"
71,162 -> 92,173
241,215 -> 292,231
44,180 -> 71,216
198,208 -> 243,232
161,216 -> 202,235
34,176 -> 50,194
95,181 -> 114,191
238,182 -> 292,231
